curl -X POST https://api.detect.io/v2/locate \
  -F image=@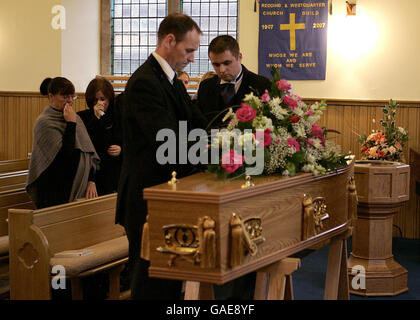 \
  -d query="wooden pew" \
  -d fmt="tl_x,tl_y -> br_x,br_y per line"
0,189 -> 34,258
101,75 -> 129,92
0,171 -> 28,193
0,158 -> 29,193
101,74 -> 201,92
0,159 -> 32,259
0,158 -> 30,175
8,193 -> 129,300
409,148 -> 420,232
187,77 -> 200,91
